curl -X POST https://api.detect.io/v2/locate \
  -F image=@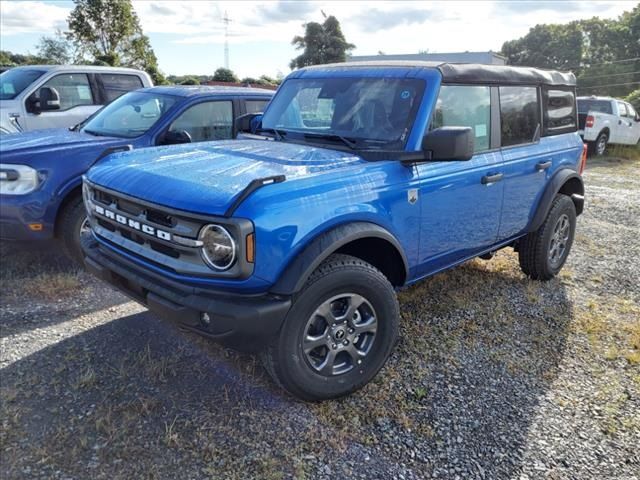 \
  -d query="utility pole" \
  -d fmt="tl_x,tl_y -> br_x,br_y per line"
223,10 -> 231,69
